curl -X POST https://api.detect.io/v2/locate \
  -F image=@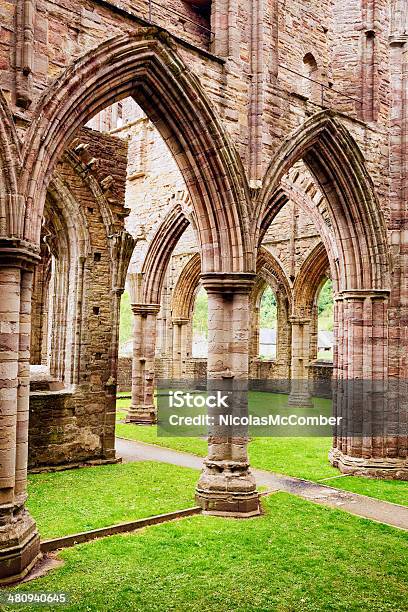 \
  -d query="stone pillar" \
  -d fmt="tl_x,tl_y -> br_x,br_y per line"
248,300 -> 260,364
15,270 -> 33,499
172,318 -> 189,380
127,304 -> 160,424
288,316 -> 313,406
196,273 -> 260,517
330,291 -> 407,479
104,287 -> 123,460
0,247 -> 41,583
